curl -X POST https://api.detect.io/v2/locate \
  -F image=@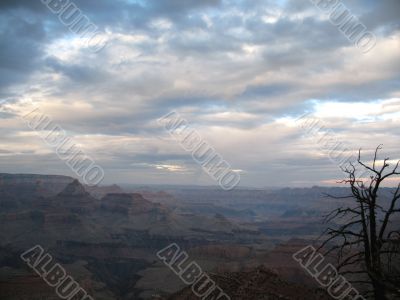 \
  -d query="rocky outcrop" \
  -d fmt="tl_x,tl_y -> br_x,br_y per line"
0,267 -> 57,300
101,193 -> 156,215
168,266 -> 330,300
0,173 -> 74,194
58,179 -> 90,197
0,173 -> 74,210
0,174 -> 277,300
189,245 -> 253,259
85,184 -> 125,199
47,180 -> 98,214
